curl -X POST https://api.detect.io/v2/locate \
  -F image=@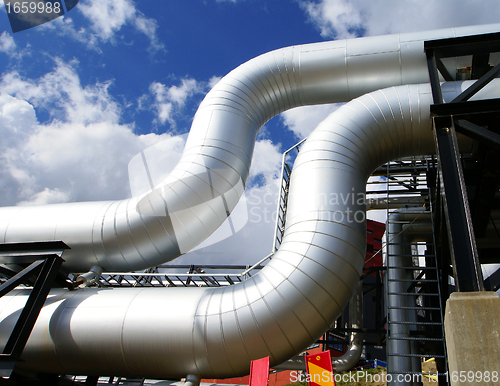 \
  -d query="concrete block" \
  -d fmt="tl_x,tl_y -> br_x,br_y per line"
444,291 -> 500,385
